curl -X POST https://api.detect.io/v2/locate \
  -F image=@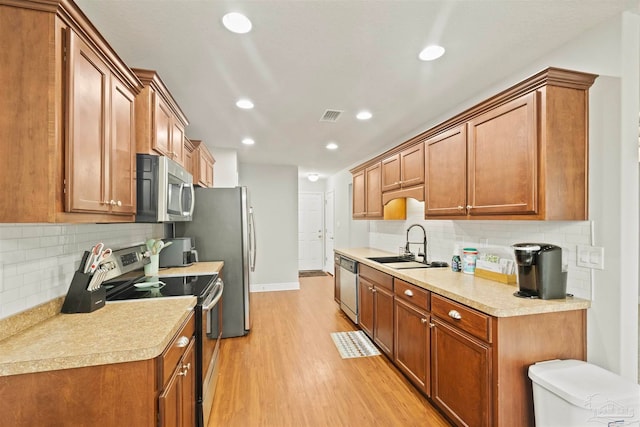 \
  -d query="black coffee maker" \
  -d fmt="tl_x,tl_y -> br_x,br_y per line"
512,243 -> 567,299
